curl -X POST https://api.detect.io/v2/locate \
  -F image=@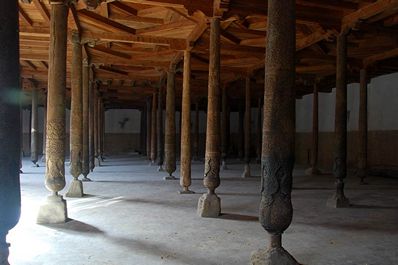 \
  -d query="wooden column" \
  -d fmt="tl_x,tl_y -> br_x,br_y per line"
164,68 -> 177,179
82,60 -> 91,181
256,97 -> 262,163
150,91 -> 157,164
358,68 -> 368,184
327,32 -> 350,208
41,95 -> 47,163
30,88 -> 39,167
94,92 -> 101,167
306,81 -> 321,175
100,100 -> 105,160
221,86 -> 228,170
0,1 -> 21,262
37,0 -> 69,224
242,77 -> 251,178
157,85 -> 164,171
238,102 -> 244,159
193,102 -> 200,161
140,108 -> 147,156
197,17 -> 221,218
146,97 -> 152,161
89,81 -> 95,172
66,31 -> 84,197
180,50 -> 194,193
251,0 -> 299,264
